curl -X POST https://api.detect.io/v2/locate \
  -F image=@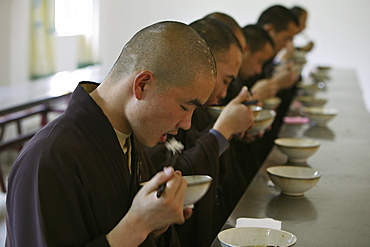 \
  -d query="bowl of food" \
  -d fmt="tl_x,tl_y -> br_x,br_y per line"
267,166 -> 321,196
302,107 -> 338,126
297,83 -> 321,96
316,65 -> 332,71
293,50 -> 307,61
262,97 -> 281,110
208,105 -> 262,119
141,175 -> 212,207
295,96 -> 327,107
218,227 -> 297,247
310,71 -> 330,82
274,138 -> 320,164
183,175 -> 212,207
251,105 -> 263,117
208,106 -> 224,119
248,109 -> 276,136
